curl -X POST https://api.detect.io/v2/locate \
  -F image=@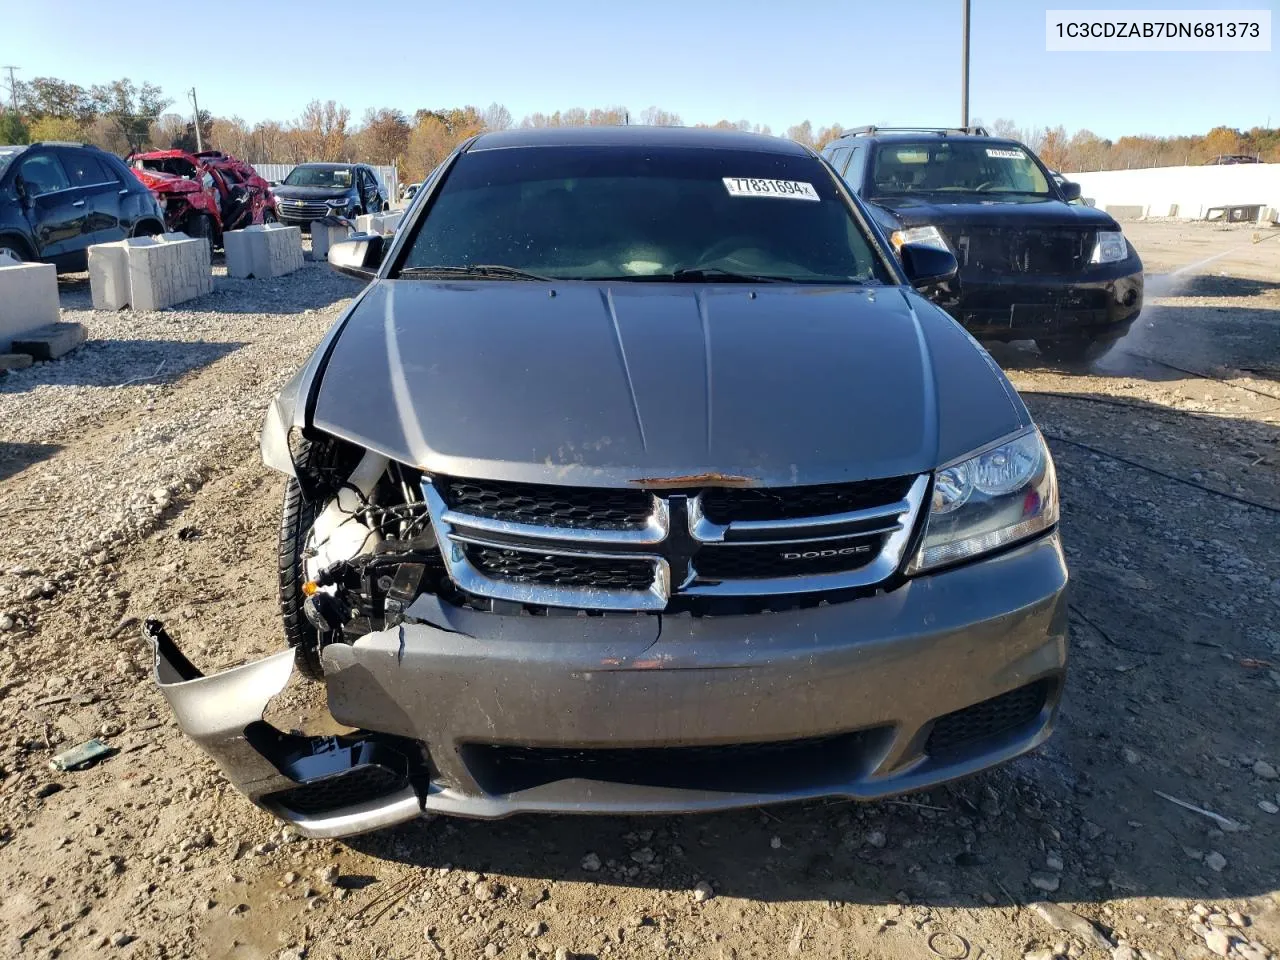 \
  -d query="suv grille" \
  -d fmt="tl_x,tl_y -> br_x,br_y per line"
275,198 -> 332,221
700,477 -> 915,523
443,478 -> 652,530
466,545 -> 655,590
948,227 -> 1093,276
424,474 -> 926,611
